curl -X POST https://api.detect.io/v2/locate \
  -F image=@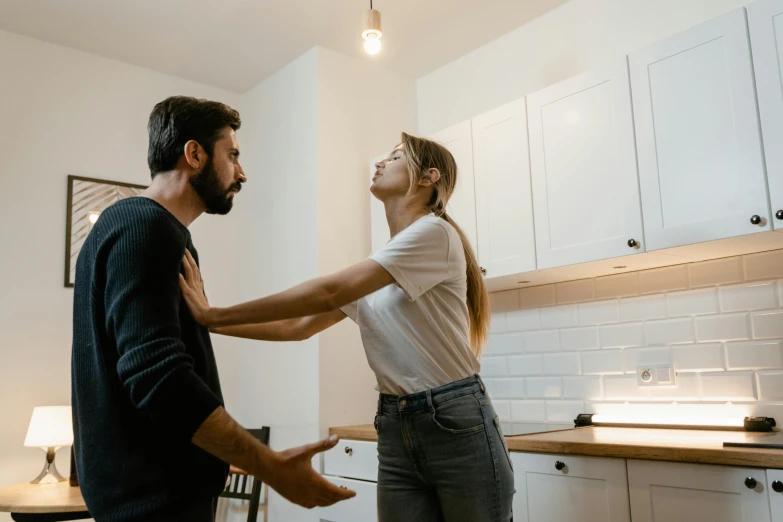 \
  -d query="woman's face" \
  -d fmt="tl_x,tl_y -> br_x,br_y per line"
371,145 -> 410,201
